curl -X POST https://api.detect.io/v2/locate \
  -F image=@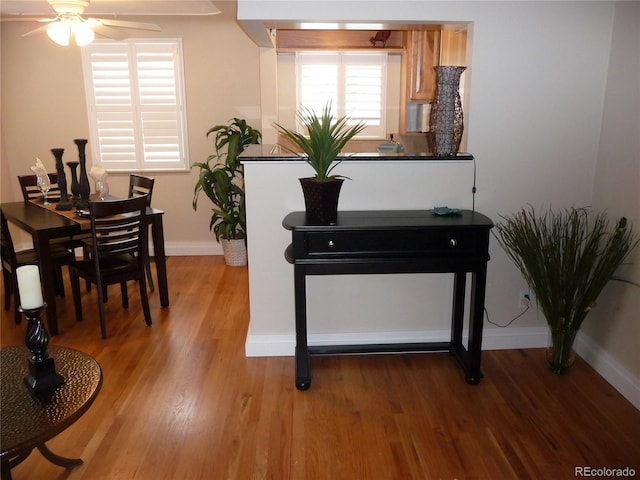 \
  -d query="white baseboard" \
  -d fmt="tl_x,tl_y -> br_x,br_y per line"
160,241 -> 222,257
244,327 -> 549,357
18,240 -> 224,258
245,333 -> 296,357
481,327 -> 549,350
78,242 -> 223,258
575,331 -> 640,410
